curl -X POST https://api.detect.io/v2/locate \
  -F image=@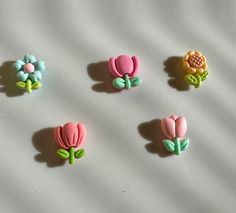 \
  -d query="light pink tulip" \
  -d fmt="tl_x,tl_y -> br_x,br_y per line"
161,115 -> 187,139
54,122 -> 86,150
108,55 -> 139,78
